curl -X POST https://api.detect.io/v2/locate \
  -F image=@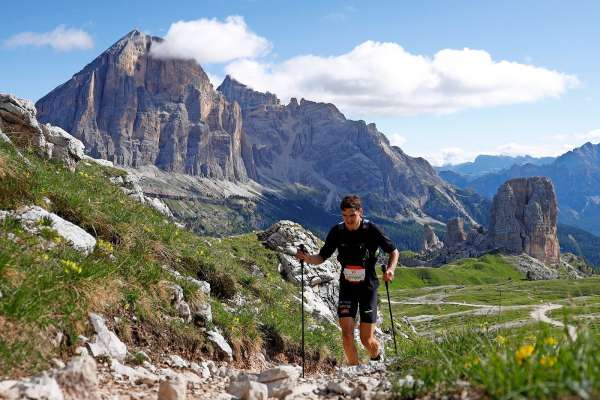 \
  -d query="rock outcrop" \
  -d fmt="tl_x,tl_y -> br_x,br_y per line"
218,76 -> 480,223
0,93 -> 84,171
36,30 -> 249,181
258,221 -> 341,324
445,218 -> 467,247
489,177 -> 560,264
422,224 -> 443,252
